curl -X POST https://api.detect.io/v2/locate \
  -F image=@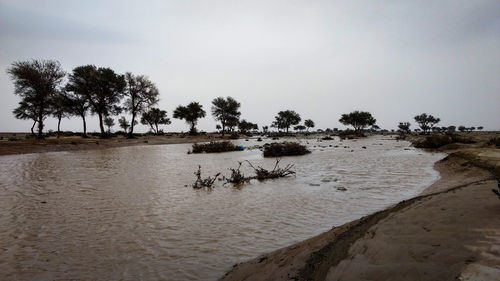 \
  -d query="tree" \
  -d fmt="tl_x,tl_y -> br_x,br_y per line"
414,113 -> 440,134
238,119 -> 257,134
118,116 -> 130,133
339,111 -> 376,132
7,59 -> 66,138
104,116 -> 115,133
447,126 -> 456,132
225,116 -> 239,132
294,125 -> 306,132
458,125 -> 466,132
262,126 -> 269,134
65,87 -> 90,136
274,110 -> 301,133
398,122 -> 411,134
66,65 -> 125,137
50,91 -> 72,138
211,96 -> 241,136
477,126 -> 483,131
123,73 -> 159,137
173,102 -> 206,135
141,108 -> 171,134
12,101 -> 38,135
304,119 -> 315,132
